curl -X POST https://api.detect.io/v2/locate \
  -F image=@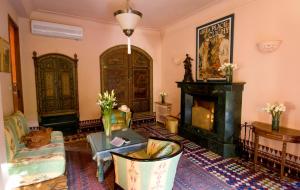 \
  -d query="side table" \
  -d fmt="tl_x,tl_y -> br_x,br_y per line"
155,102 -> 171,124
252,121 -> 300,179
